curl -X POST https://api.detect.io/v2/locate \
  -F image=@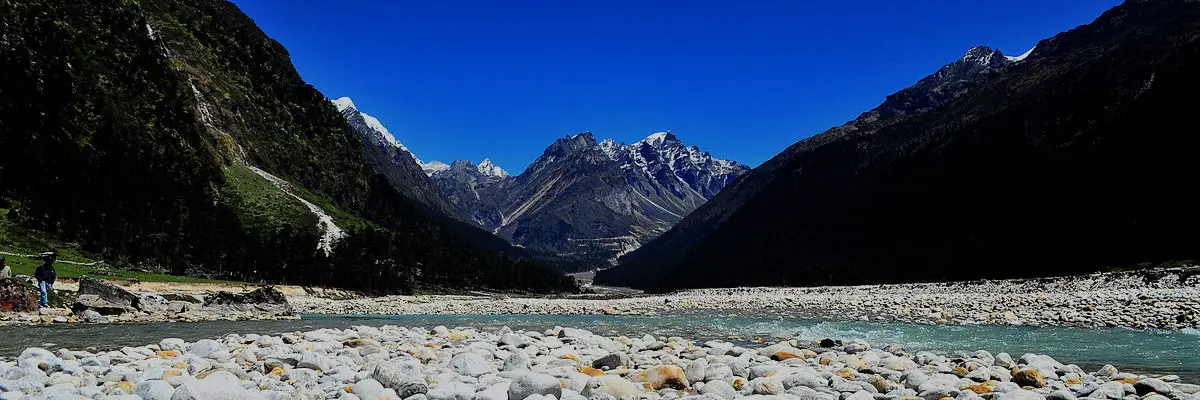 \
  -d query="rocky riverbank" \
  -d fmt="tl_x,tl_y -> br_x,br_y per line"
1,324 -> 1197,400
0,277 -> 298,326
296,268 -> 1200,330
